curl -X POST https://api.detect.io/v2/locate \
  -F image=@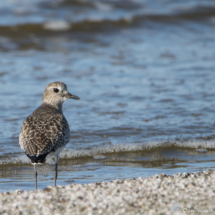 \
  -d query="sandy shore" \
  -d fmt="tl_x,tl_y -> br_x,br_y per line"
0,170 -> 215,215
